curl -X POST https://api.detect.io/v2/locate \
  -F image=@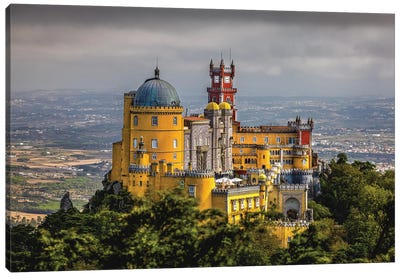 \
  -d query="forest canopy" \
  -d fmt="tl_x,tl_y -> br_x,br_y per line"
6,154 -> 395,271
